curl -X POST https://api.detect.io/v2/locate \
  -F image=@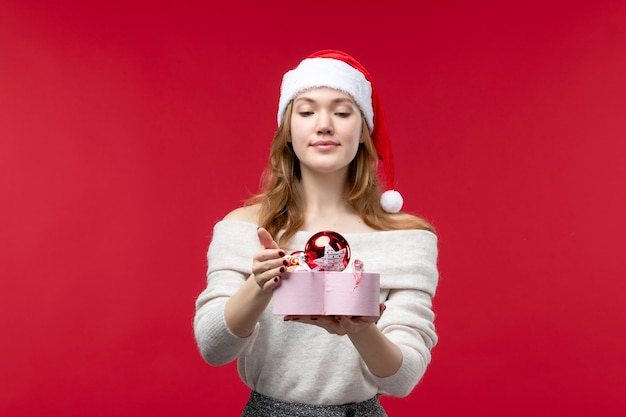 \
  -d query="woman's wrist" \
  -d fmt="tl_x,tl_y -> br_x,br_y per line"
224,275 -> 273,337
348,323 -> 402,377
347,321 -> 378,340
